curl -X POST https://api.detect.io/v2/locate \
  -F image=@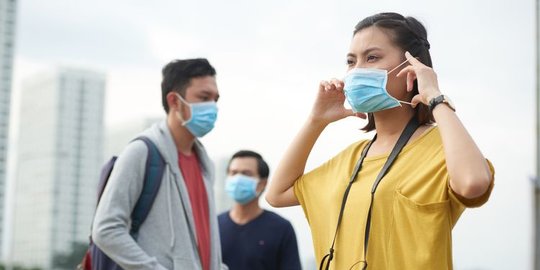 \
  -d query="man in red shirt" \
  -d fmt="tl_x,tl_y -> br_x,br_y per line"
93,59 -> 227,270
